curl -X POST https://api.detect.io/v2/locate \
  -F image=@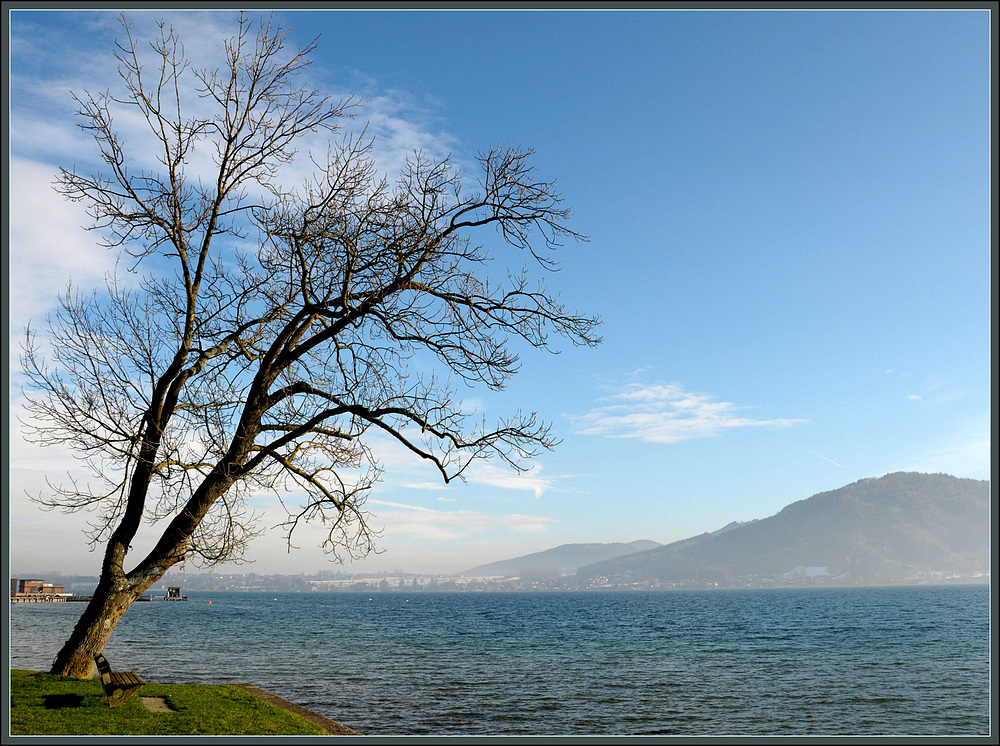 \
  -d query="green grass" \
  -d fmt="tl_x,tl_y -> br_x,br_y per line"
10,669 -> 331,735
